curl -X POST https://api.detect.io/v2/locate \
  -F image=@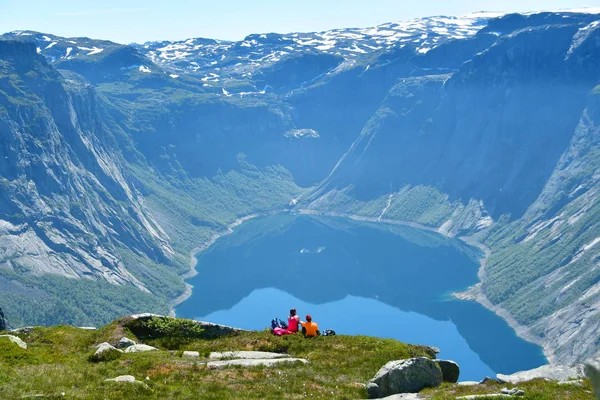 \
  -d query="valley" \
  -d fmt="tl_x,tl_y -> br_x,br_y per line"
1,7 -> 600,371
